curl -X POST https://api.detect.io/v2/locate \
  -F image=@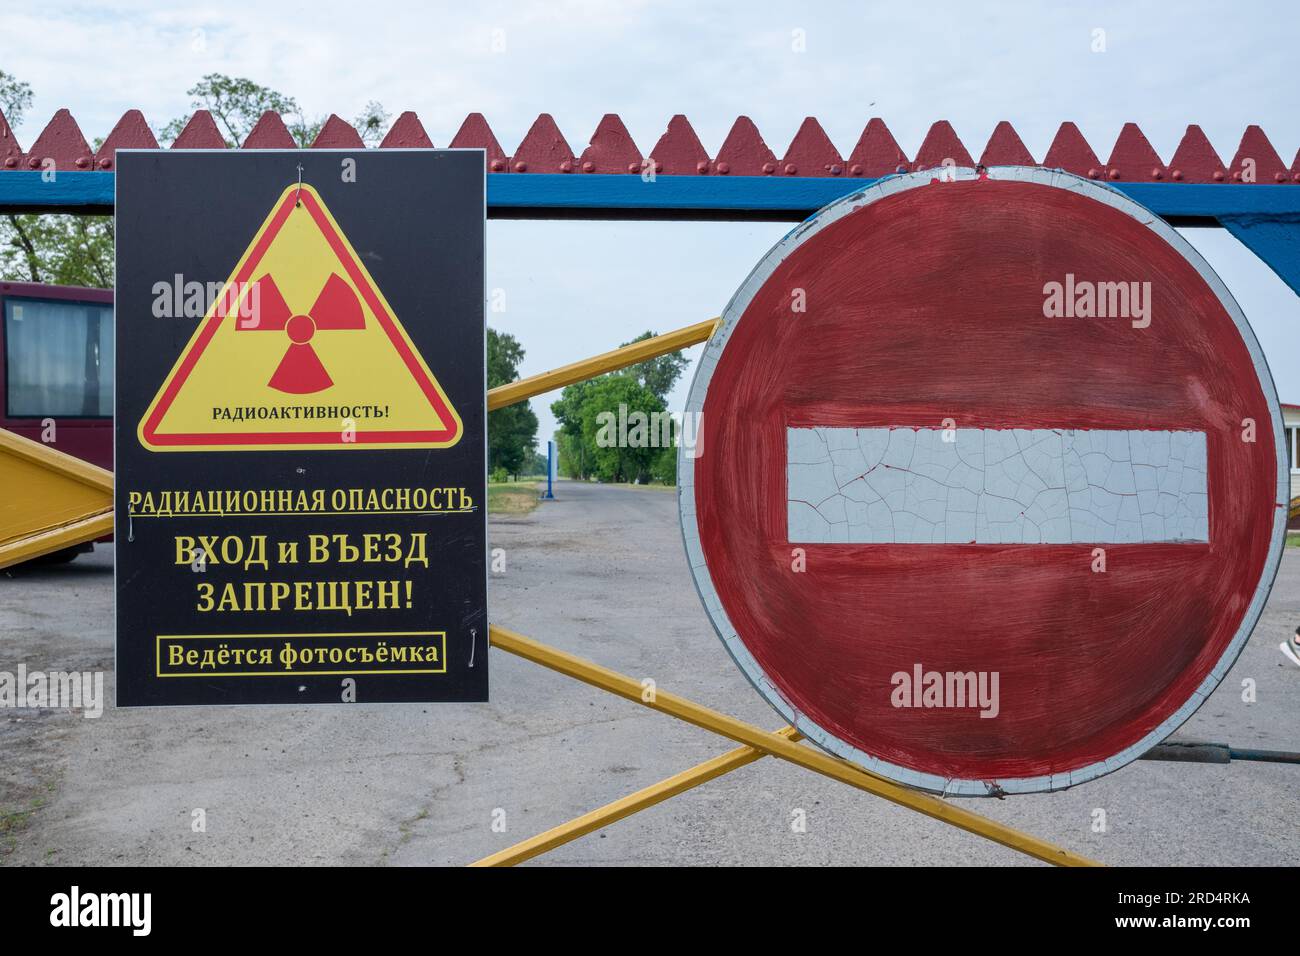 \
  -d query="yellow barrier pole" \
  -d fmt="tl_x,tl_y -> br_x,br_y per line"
472,727 -> 802,867
0,511 -> 115,570
0,428 -> 114,569
488,625 -> 1102,867
487,318 -> 718,411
